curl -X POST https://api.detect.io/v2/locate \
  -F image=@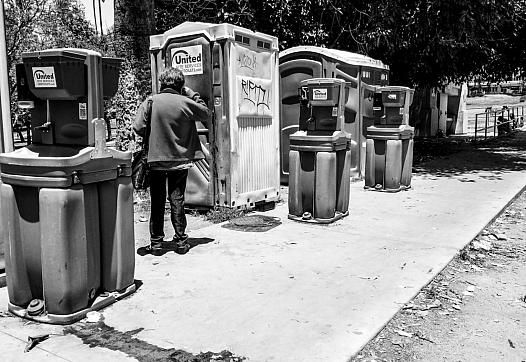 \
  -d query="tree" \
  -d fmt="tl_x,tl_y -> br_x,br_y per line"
150,0 -> 525,87
4,0 -> 106,122
38,0 -> 102,50
154,0 -> 253,33
251,0 -> 369,50
355,0 -> 526,87
483,0 -> 526,81
4,0 -> 47,75
112,0 -> 155,150
5,0 -> 104,69
114,0 -> 154,96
